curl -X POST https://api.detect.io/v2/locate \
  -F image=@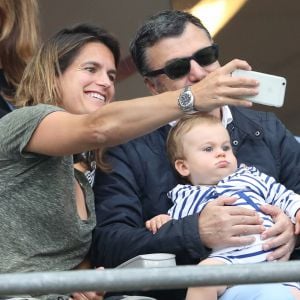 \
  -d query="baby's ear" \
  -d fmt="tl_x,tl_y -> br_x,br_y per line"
174,159 -> 190,177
